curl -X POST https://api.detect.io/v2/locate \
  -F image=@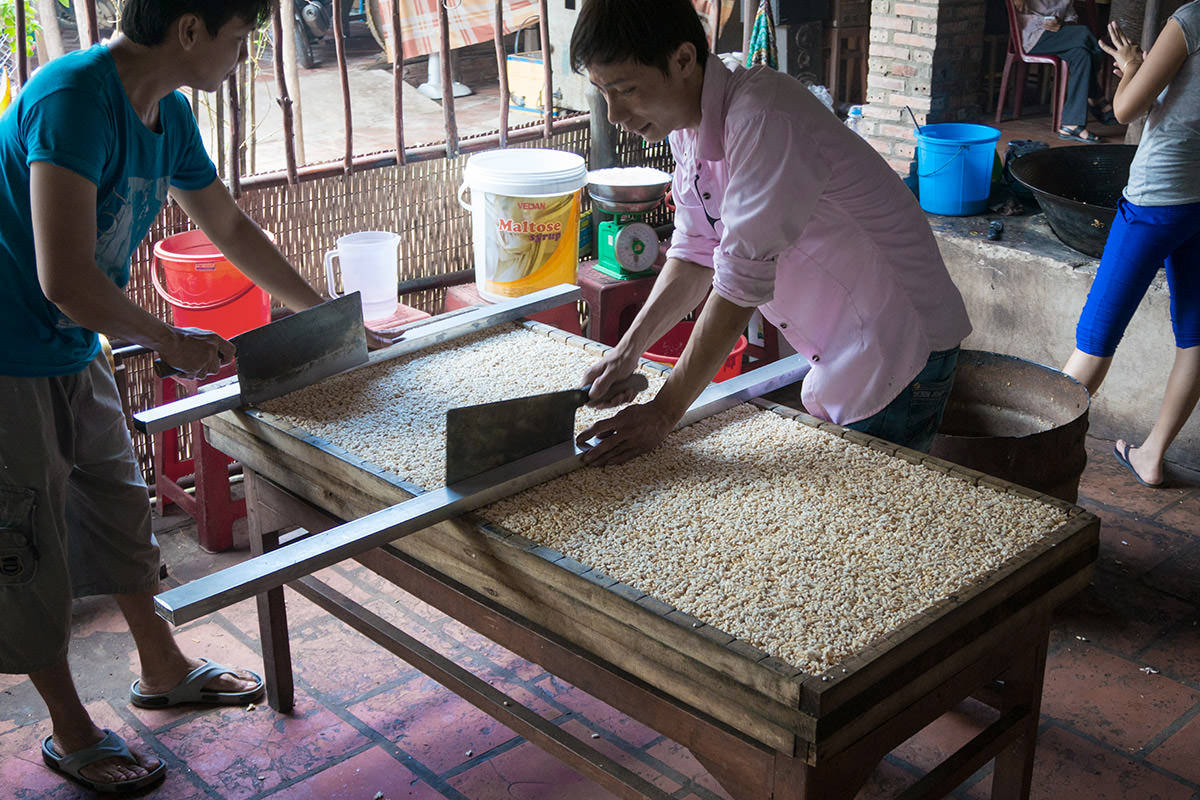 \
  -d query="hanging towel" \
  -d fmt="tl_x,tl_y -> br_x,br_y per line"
745,0 -> 778,70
